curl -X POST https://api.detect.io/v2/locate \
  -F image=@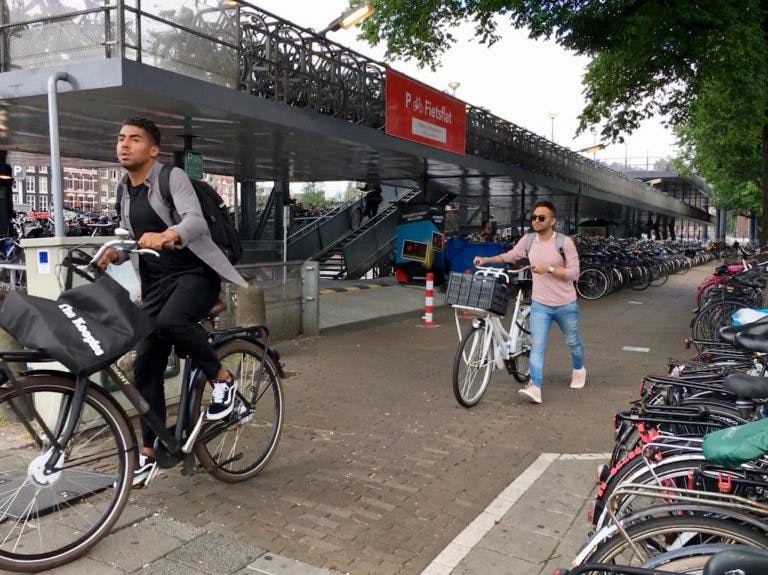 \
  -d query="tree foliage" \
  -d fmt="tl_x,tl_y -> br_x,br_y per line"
360,0 -> 768,225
